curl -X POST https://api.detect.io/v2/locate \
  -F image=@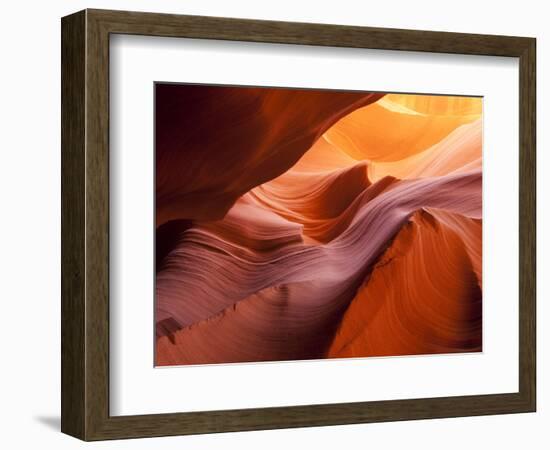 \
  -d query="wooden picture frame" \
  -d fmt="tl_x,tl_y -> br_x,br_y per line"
61,8 -> 536,441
